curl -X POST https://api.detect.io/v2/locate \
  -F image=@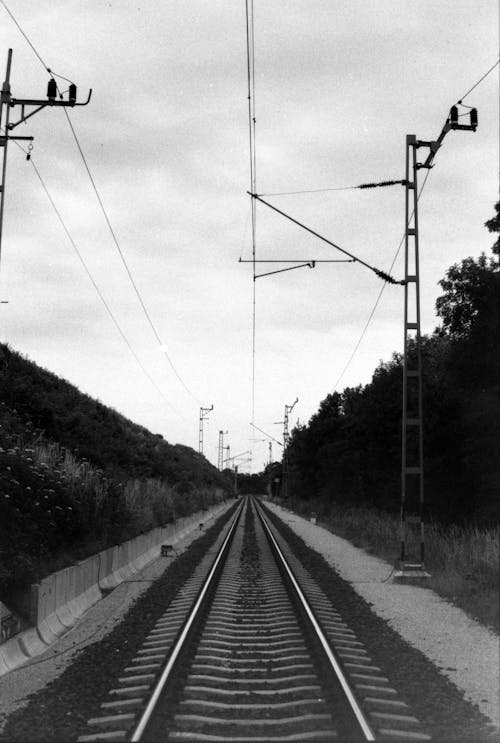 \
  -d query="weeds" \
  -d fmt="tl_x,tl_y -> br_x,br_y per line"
0,420 -> 226,598
289,497 -> 499,633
